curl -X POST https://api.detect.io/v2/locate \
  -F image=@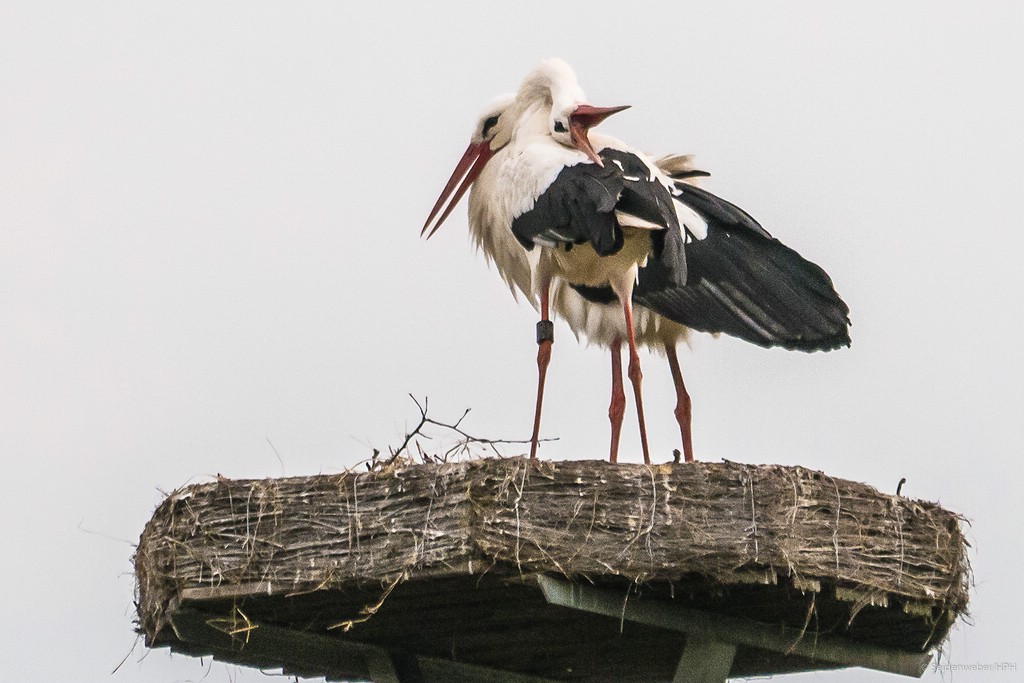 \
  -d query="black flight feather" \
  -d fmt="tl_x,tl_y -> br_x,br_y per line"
571,183 -> 851,352
510,149 -> 680,272
511,162 -> 623,255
